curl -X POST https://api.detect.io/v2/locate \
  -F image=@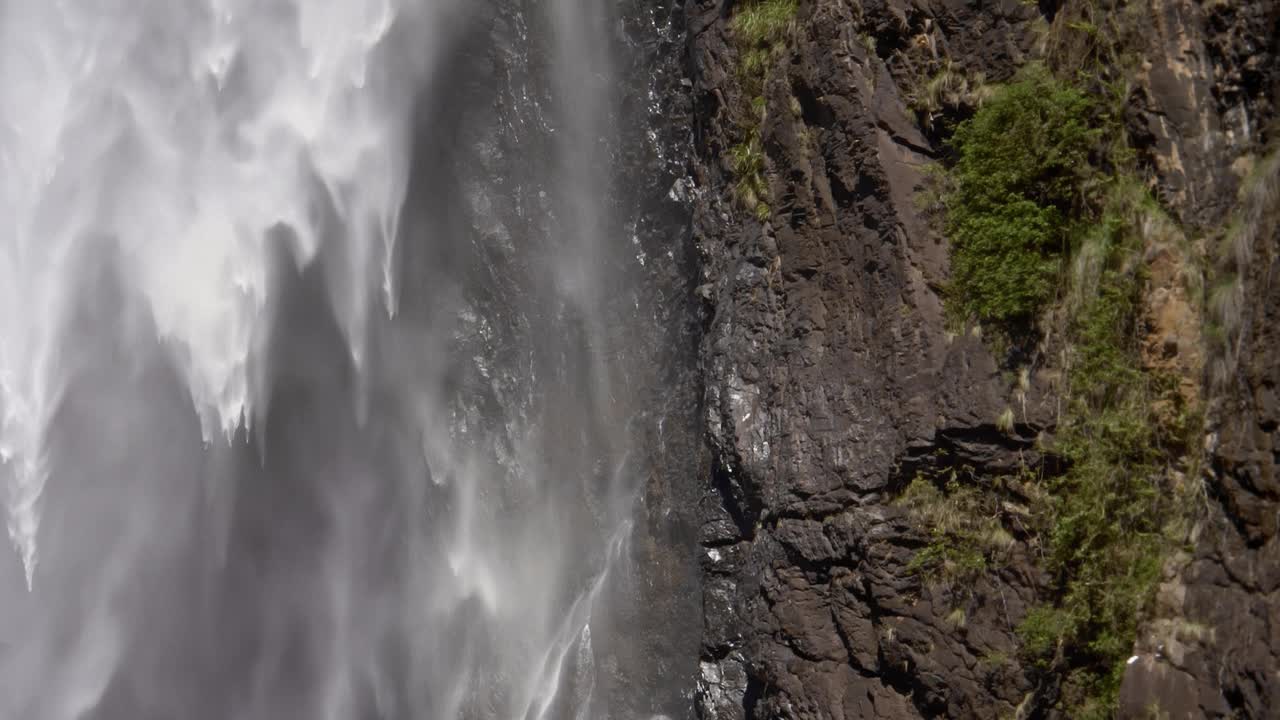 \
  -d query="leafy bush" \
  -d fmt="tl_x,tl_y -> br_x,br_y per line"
1019,605 -> 1076,659
933,71 -> 1196,710
948,199 -> 1061,323
944,65 -> 1097,326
